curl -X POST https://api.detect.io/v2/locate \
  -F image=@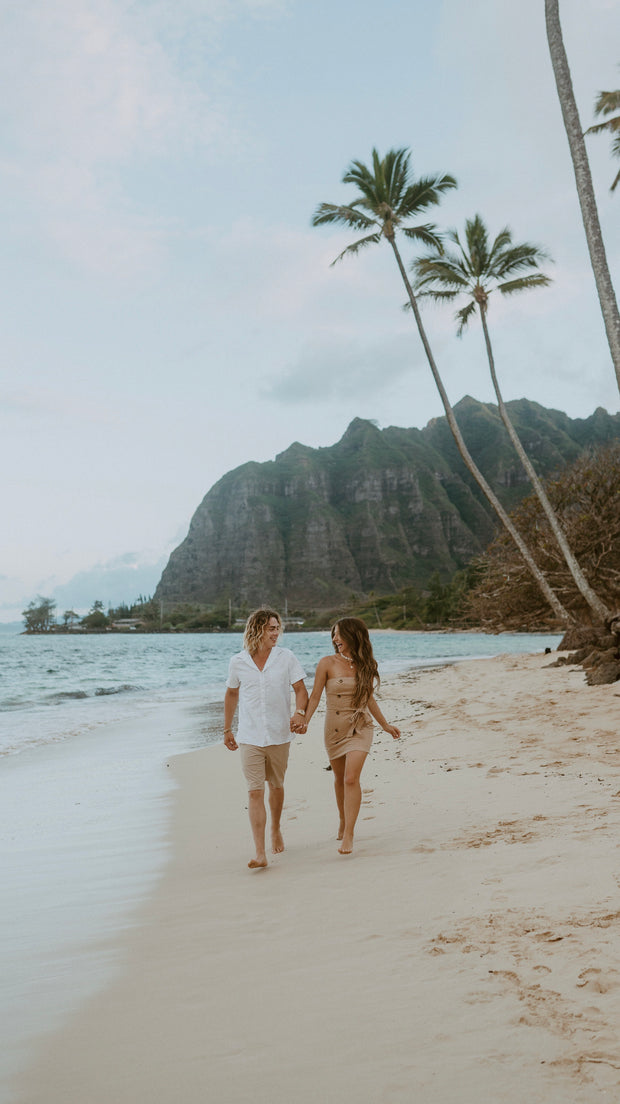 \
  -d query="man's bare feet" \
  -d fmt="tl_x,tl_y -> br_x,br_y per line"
271,829 -> 285,854
338,835 -> 354,855
248,856 -> 268,869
